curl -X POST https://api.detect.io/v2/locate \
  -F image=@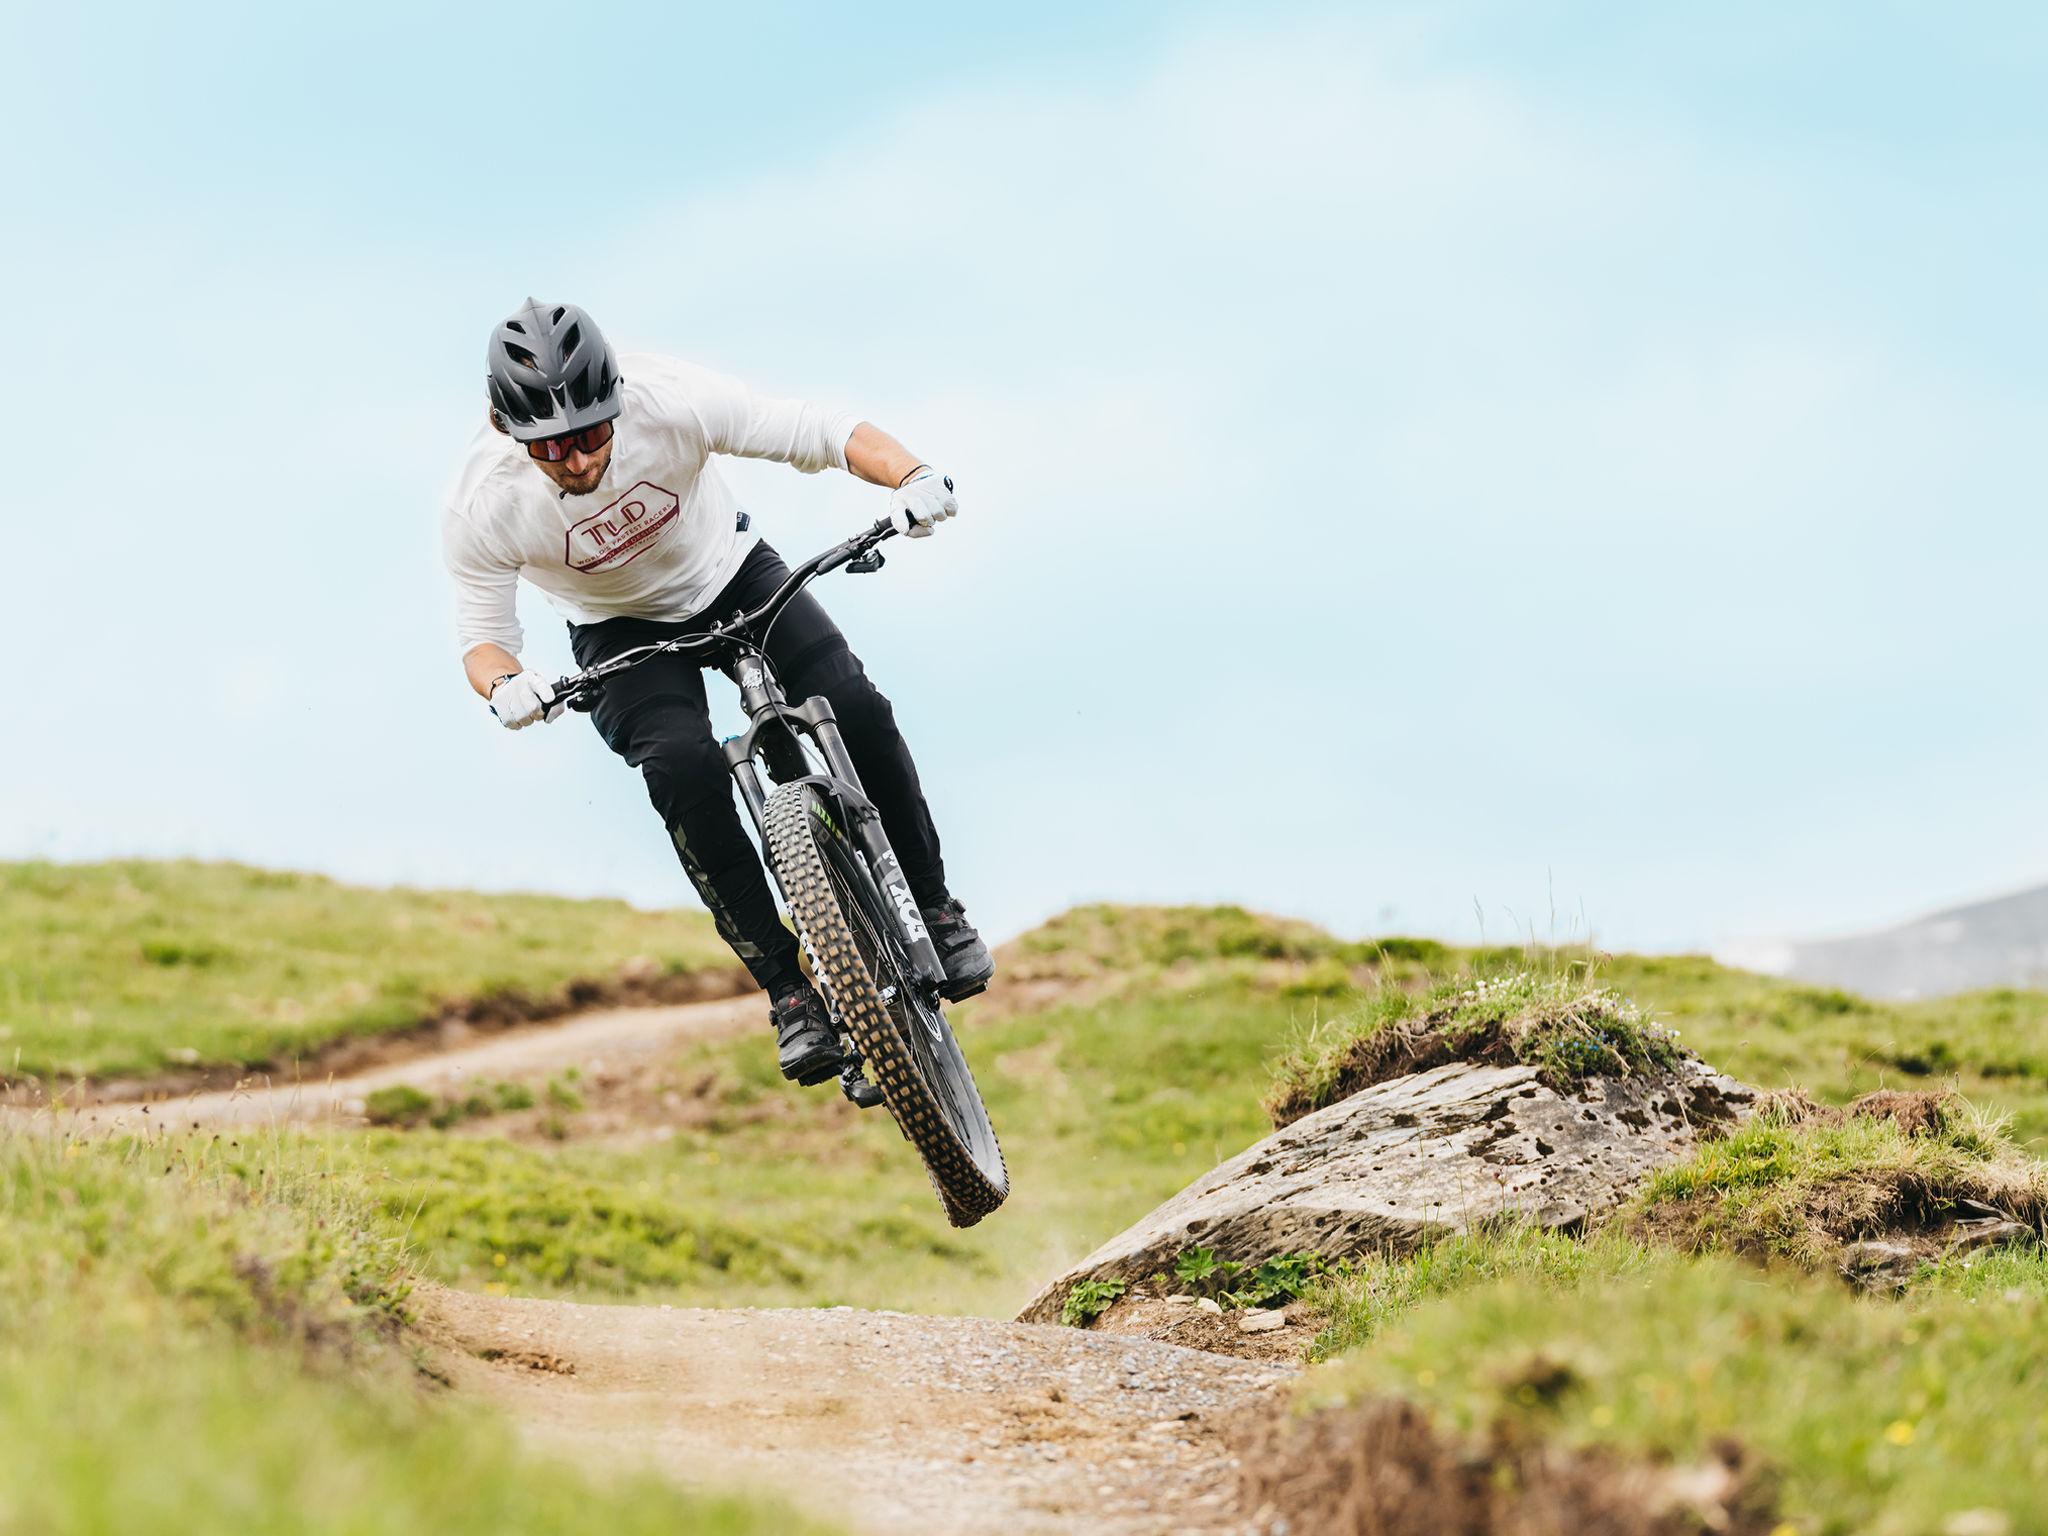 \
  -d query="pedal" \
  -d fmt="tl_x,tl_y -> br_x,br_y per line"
839,1063 -> 885,1109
